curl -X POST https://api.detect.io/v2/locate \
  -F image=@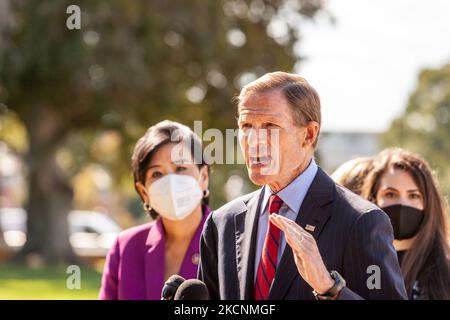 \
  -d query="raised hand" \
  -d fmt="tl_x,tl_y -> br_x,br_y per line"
270,213 -> 334,294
